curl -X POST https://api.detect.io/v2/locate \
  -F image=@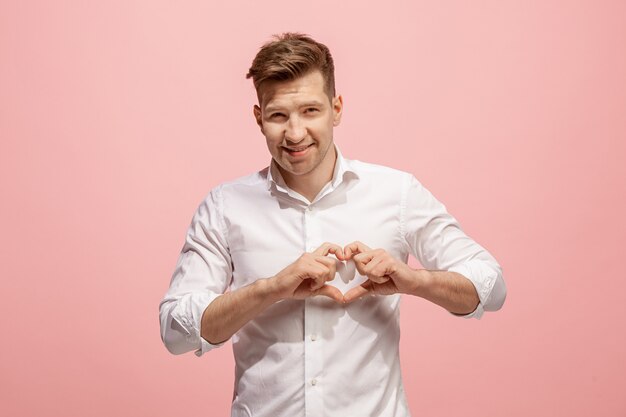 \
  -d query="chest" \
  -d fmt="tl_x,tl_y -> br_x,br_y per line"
224,188 -> 407,291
